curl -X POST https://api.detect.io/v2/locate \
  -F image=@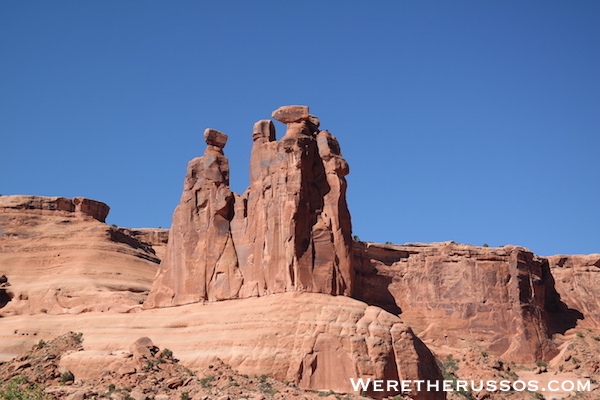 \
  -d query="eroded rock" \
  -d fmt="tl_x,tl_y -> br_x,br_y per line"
146,106 -> 354,307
